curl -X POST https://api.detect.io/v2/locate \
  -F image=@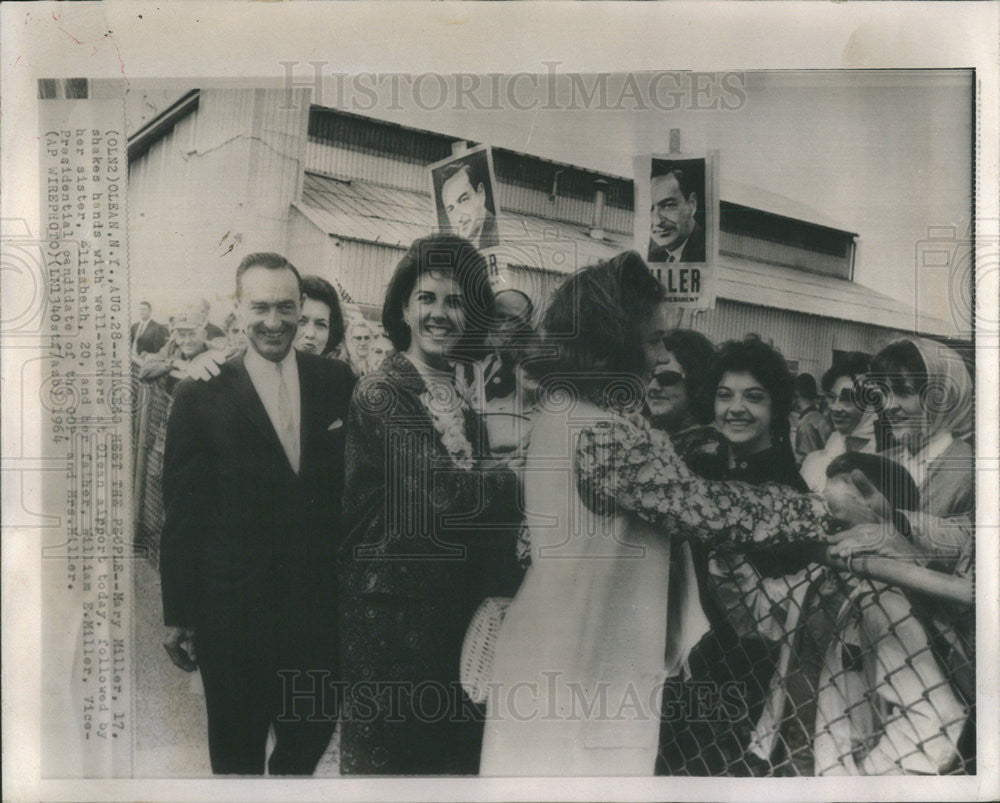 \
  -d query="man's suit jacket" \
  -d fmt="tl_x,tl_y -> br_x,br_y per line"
475,211 -> 500,251
160,350 -> 355,654
647,222 -> 706,264
131,319 -> 169,355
